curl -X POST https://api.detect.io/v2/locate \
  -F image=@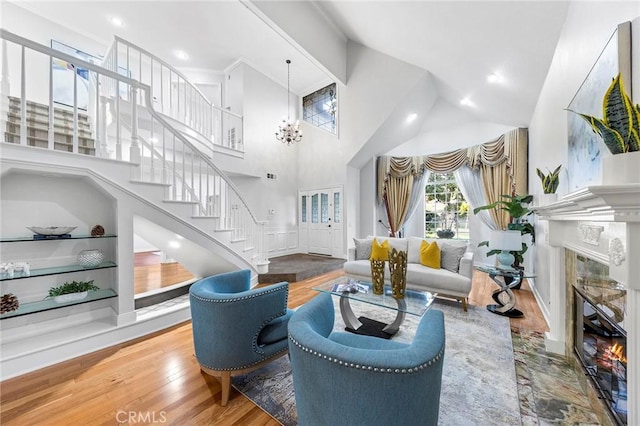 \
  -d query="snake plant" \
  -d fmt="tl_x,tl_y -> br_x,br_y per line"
569,73 -> 640,155
536,165 -> 561,194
